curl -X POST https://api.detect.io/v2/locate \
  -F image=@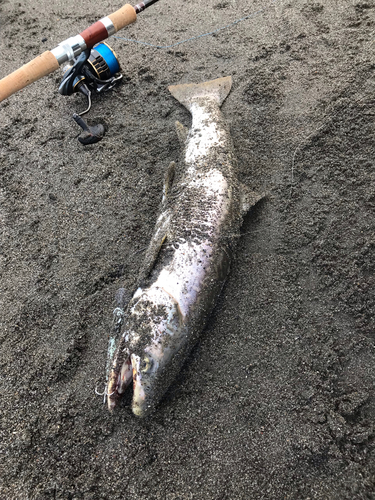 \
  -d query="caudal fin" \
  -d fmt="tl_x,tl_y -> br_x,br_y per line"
168,76 -> 232,112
